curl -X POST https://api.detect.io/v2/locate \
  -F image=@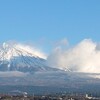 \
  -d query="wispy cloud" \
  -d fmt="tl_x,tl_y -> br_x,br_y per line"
0,71 -> 28,77
47,39 -> 100,73
15,43 -> 47,59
